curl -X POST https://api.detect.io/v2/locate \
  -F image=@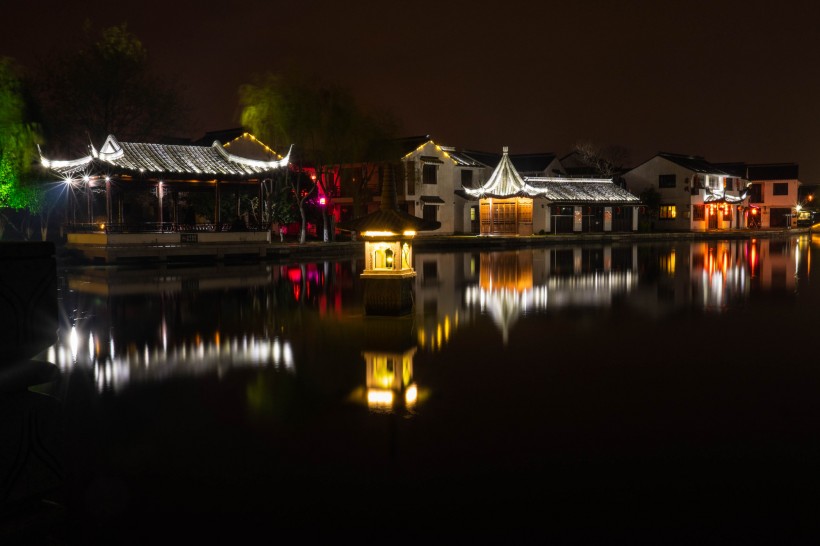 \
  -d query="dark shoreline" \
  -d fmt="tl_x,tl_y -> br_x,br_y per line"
50,226 -> 813,266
